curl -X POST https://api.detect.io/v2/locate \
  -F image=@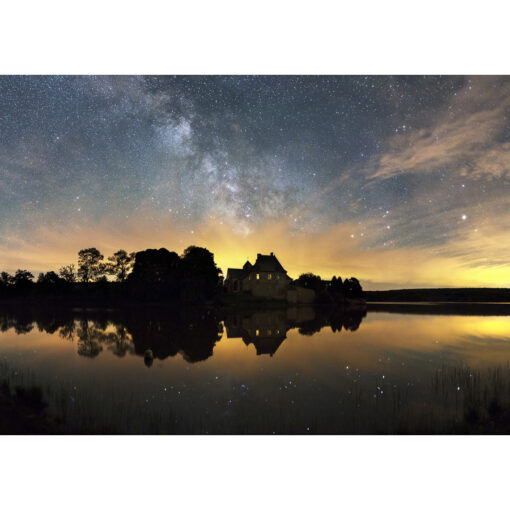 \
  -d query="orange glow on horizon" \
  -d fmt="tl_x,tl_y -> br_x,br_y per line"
1,214 -> 510,290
